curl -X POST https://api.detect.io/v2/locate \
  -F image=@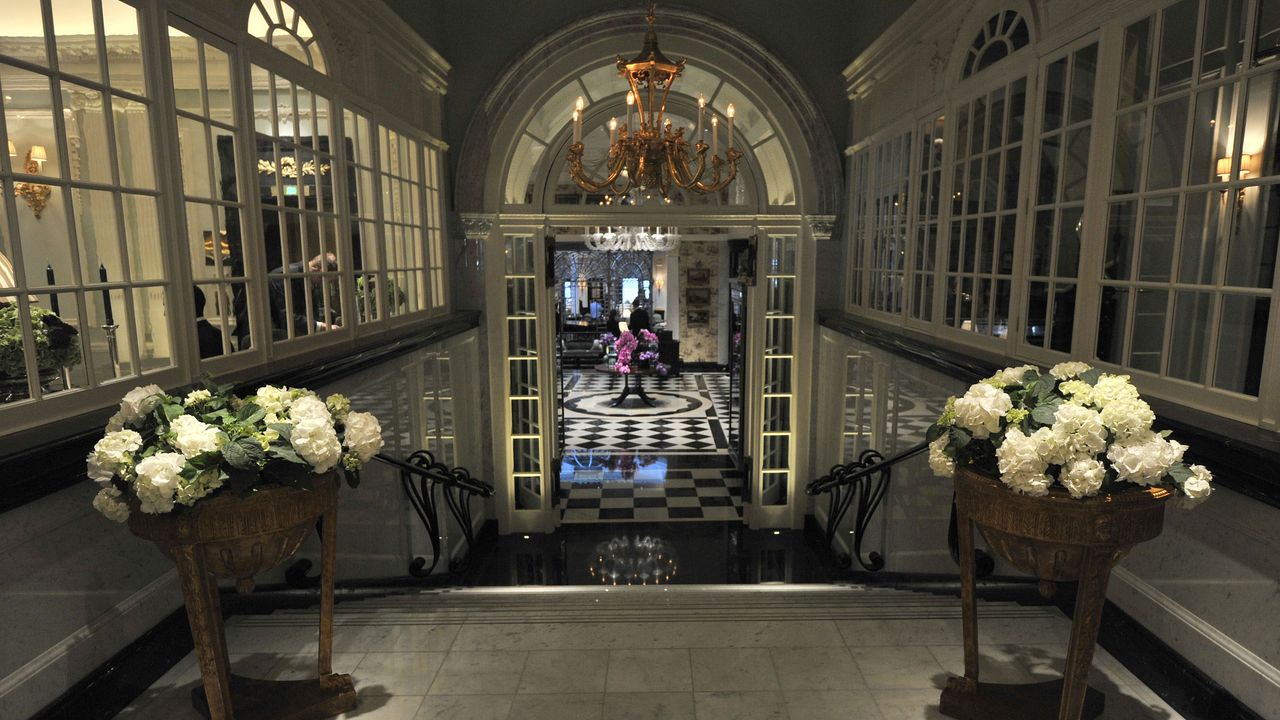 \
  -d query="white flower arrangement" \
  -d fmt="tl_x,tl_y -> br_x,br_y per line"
929,363 -> 1213,504
88,380 -> 384,523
